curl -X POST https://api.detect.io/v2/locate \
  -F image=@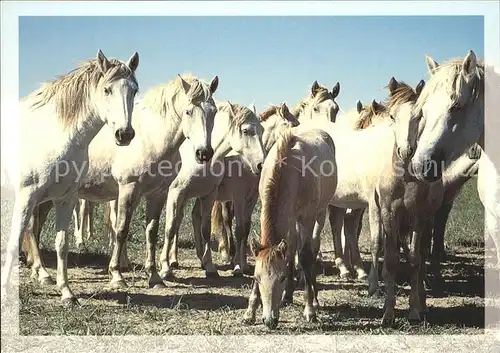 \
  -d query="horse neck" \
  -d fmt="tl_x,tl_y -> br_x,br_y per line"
210,113 -> 234,161
136,102 -> 186,159
72,114 -> 106,147
262,118 -> 290,153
